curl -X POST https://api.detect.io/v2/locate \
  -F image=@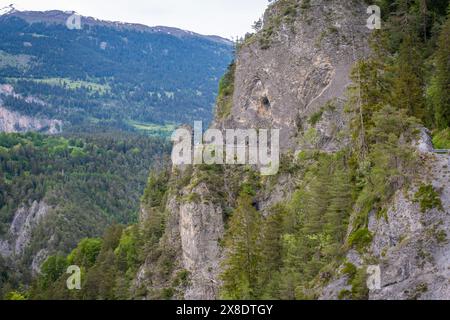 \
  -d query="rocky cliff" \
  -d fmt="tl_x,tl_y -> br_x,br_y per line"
136,0 -> 450,300
135,0 -> 372,300
319,131 -> 450,300
215,0 -> 369,152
